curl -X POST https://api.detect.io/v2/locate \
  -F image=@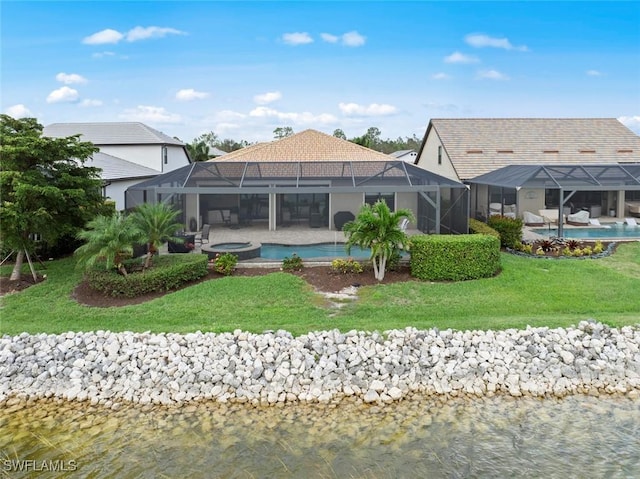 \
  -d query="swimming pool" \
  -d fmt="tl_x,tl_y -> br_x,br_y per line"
532,224 -> 640,239
260,243 -> 372,260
